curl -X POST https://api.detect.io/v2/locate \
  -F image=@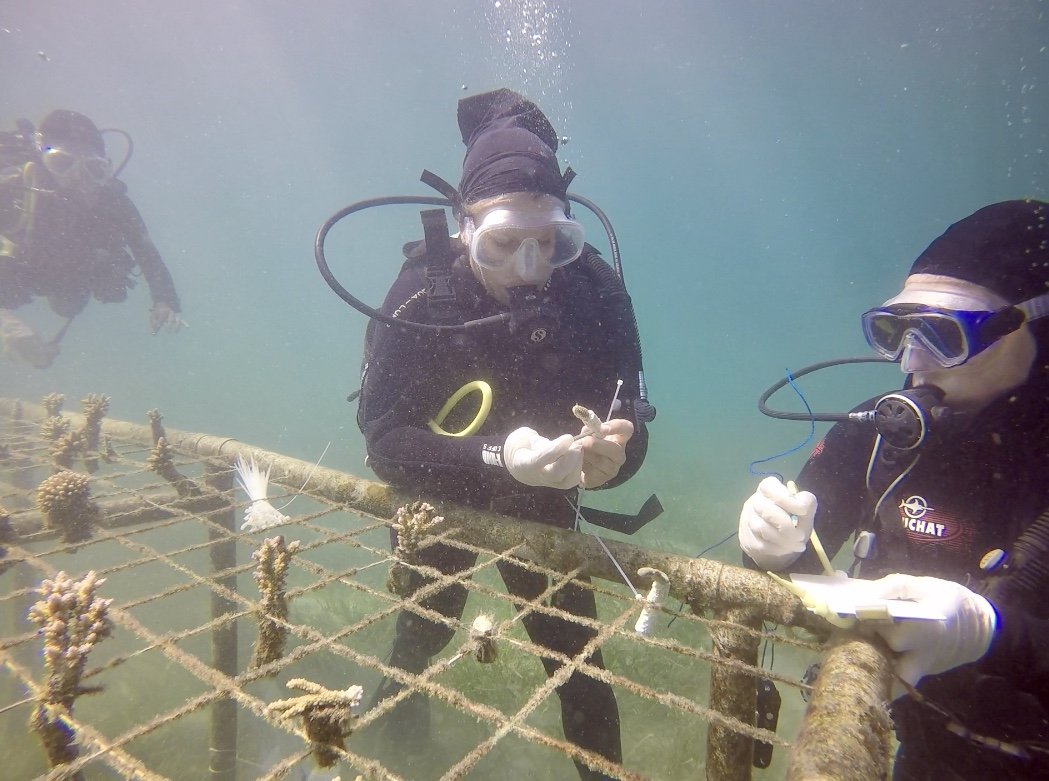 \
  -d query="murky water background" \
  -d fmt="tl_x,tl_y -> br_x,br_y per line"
1,1 -> 1047,777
